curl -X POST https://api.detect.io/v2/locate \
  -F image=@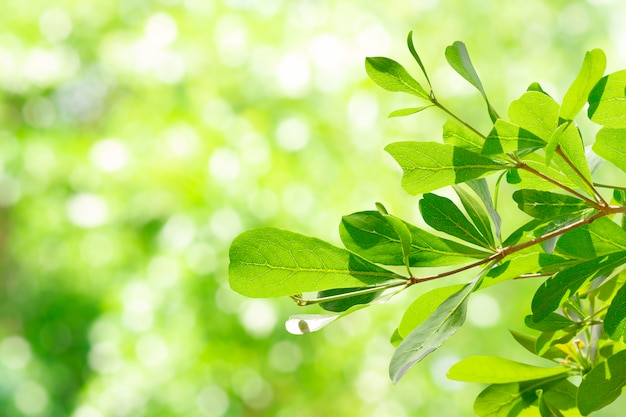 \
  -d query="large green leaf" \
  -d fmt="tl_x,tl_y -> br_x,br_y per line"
389,270 -> 485,383
604,283 -> 626,341
593,128 -> 626,173
442,119 -> 484,152
482,119 -> 545,155
473,377 -> 574,417
365,57 -> 430,100
229,228 -> 405,298
560,49 -> 606,121
588,70 -> 626,128
420,193 -> 493,249
339,211 -> 490,267
555,217 -> 626,259
578,350 -> 626,415
512,189 -> 591,220
454,184 -> 495,247
531,251 -> 626,321
508,91 -> 559,141
445,41 -> 499,122
385,141 -> 508,195
397,284 -> 465,338
447,356 -> 570,383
